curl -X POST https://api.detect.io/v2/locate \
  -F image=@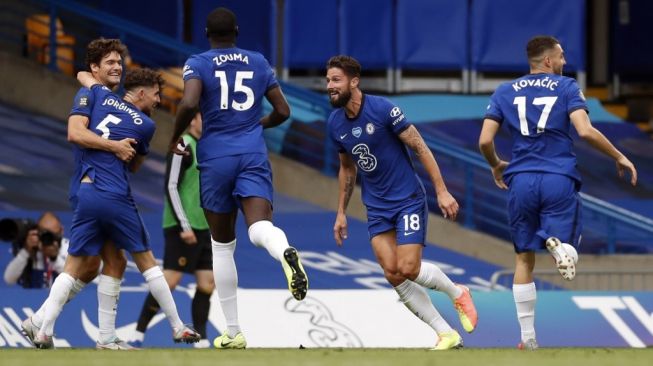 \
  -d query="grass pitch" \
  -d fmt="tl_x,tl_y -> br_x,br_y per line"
1,348 -> 651,366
